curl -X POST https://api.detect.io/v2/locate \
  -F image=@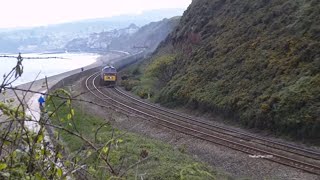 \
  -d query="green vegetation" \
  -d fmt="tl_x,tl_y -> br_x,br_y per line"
120,0 -> 320,142
48,96 -> 225,179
